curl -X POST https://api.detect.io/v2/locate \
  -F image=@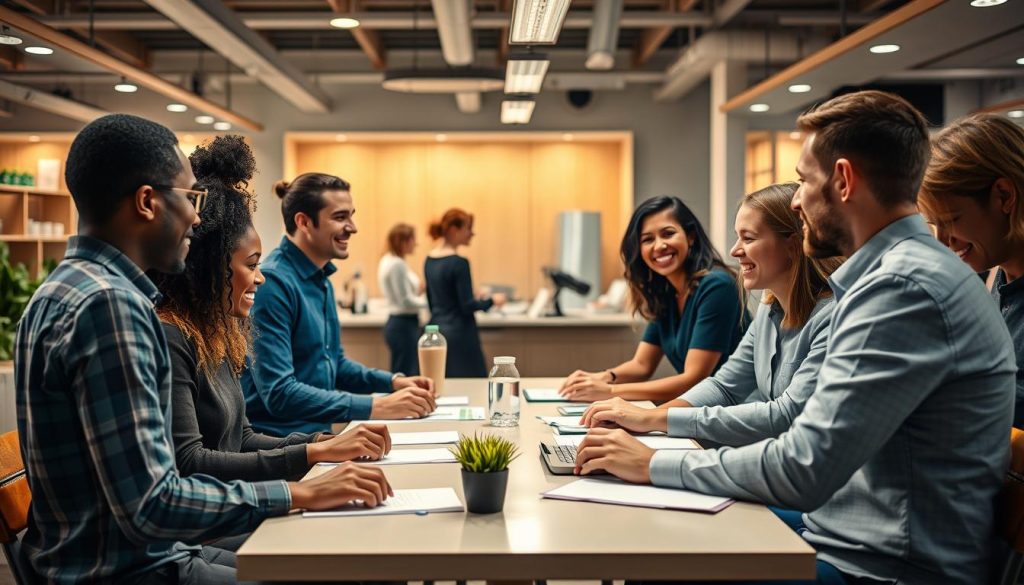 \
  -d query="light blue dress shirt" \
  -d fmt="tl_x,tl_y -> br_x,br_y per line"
649,214 -> 1015,585
668,296 -> 834,446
